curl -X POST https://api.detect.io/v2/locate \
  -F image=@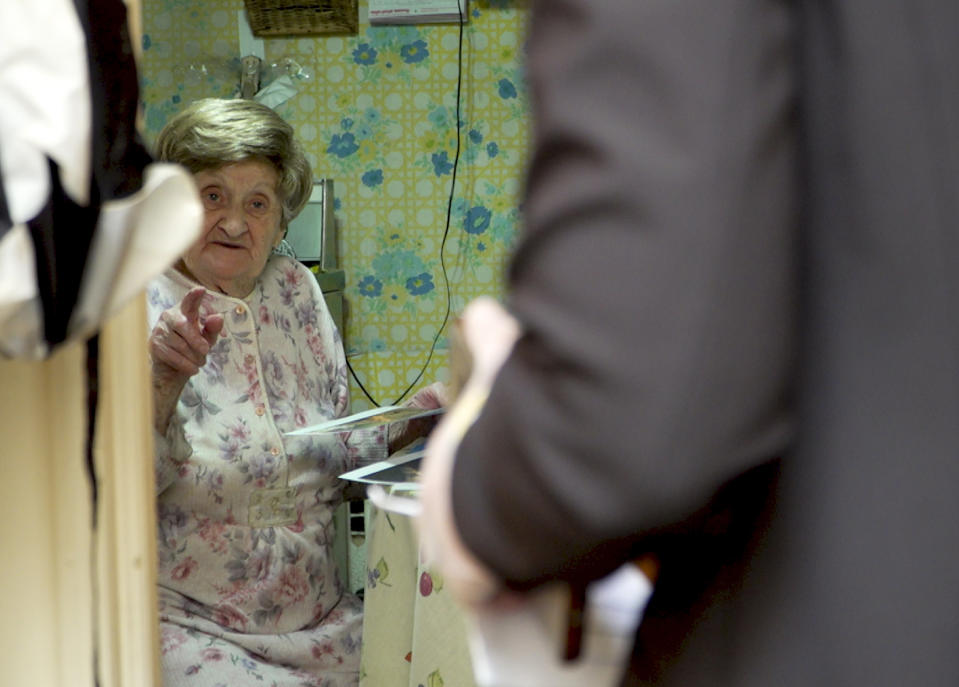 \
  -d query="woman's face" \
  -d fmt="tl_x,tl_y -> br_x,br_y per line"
180,159 -> 284,298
